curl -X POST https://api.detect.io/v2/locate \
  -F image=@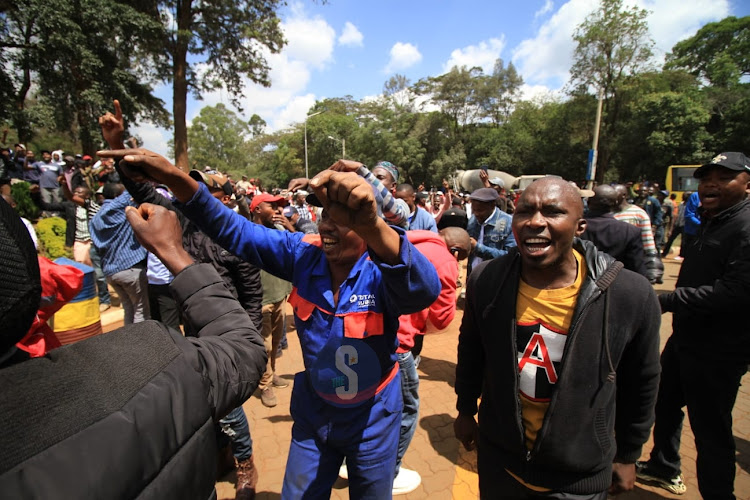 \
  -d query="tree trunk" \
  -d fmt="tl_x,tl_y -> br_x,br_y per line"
13,20 -> 34,144
172,0 -> 192,171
